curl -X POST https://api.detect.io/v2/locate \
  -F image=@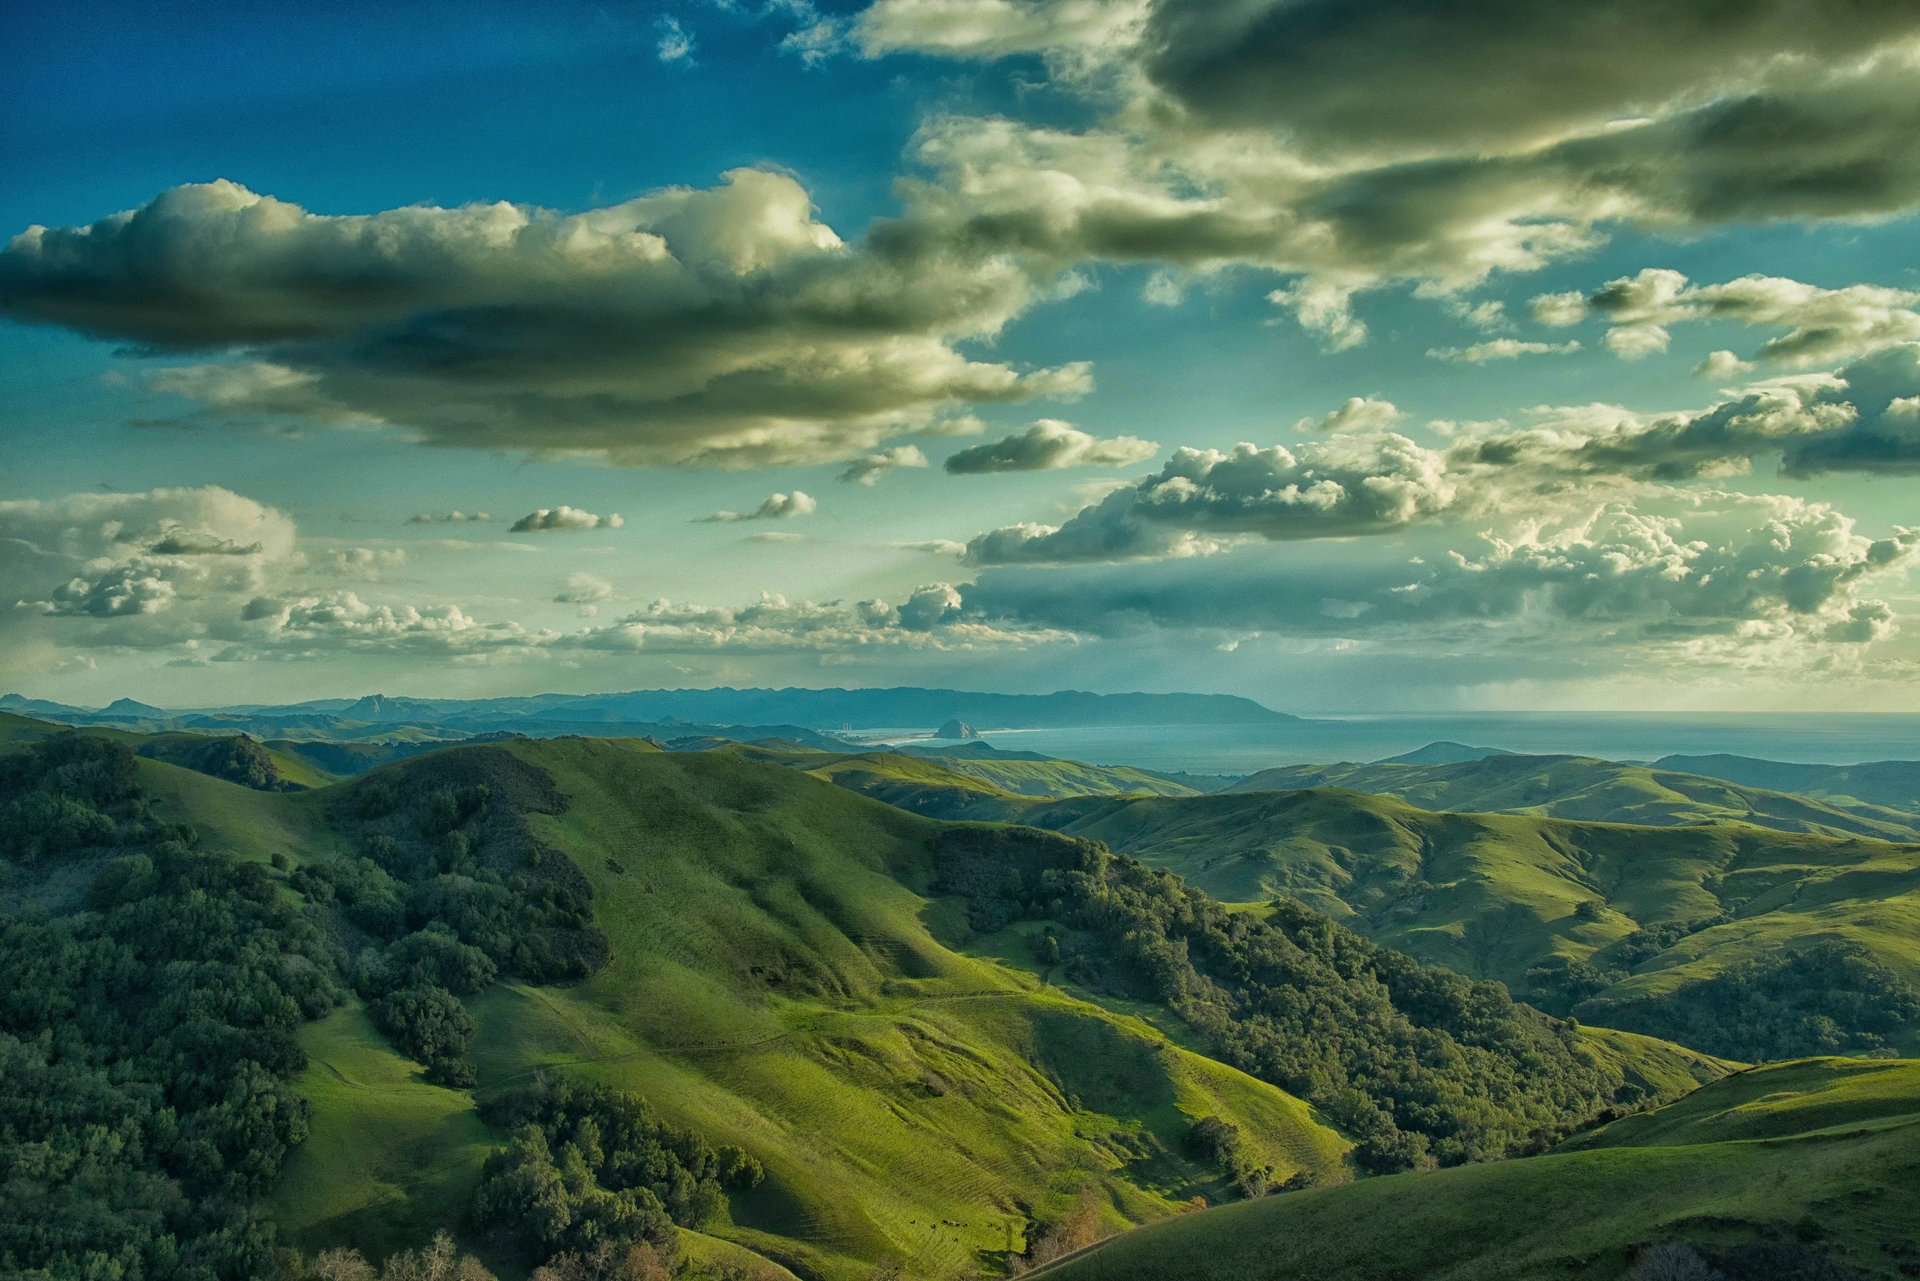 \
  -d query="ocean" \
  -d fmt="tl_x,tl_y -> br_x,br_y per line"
873,713 -> 1920,777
